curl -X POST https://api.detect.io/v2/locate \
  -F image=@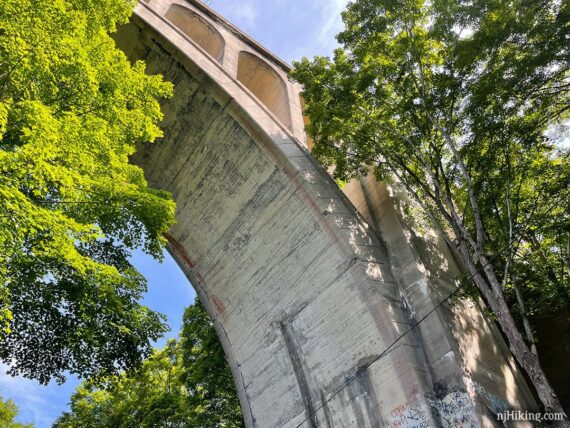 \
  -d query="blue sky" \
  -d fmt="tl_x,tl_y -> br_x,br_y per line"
205,0 -> 348,63
0,250 -> 195,427
1,1 -> 348,426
